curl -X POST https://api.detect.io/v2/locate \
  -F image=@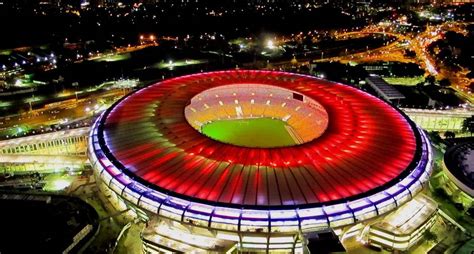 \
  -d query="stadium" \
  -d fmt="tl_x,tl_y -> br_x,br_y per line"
432,141 -> 474,209
88,70 -> 433,253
